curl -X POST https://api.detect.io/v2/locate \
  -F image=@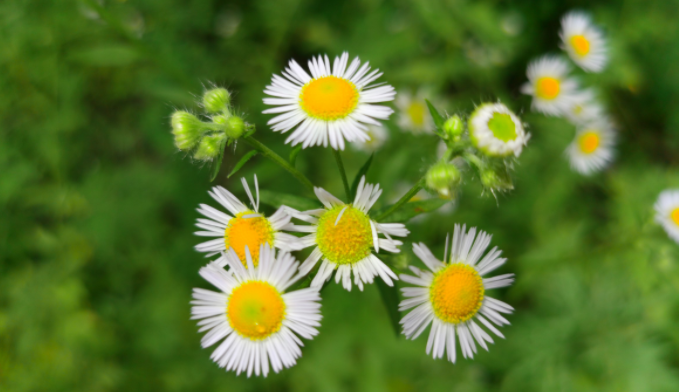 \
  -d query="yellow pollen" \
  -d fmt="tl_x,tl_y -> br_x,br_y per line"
407,102 -> 426,126
227,281 -> 285,340
578,131 -> 600,154
224,211 -> 275,266
316,205 -> 373,265
300,76 -> 359,120
570,34 -> 591,56
536,77 -> 561,100
430,263 -> 484,324
671,208 -> 679,226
